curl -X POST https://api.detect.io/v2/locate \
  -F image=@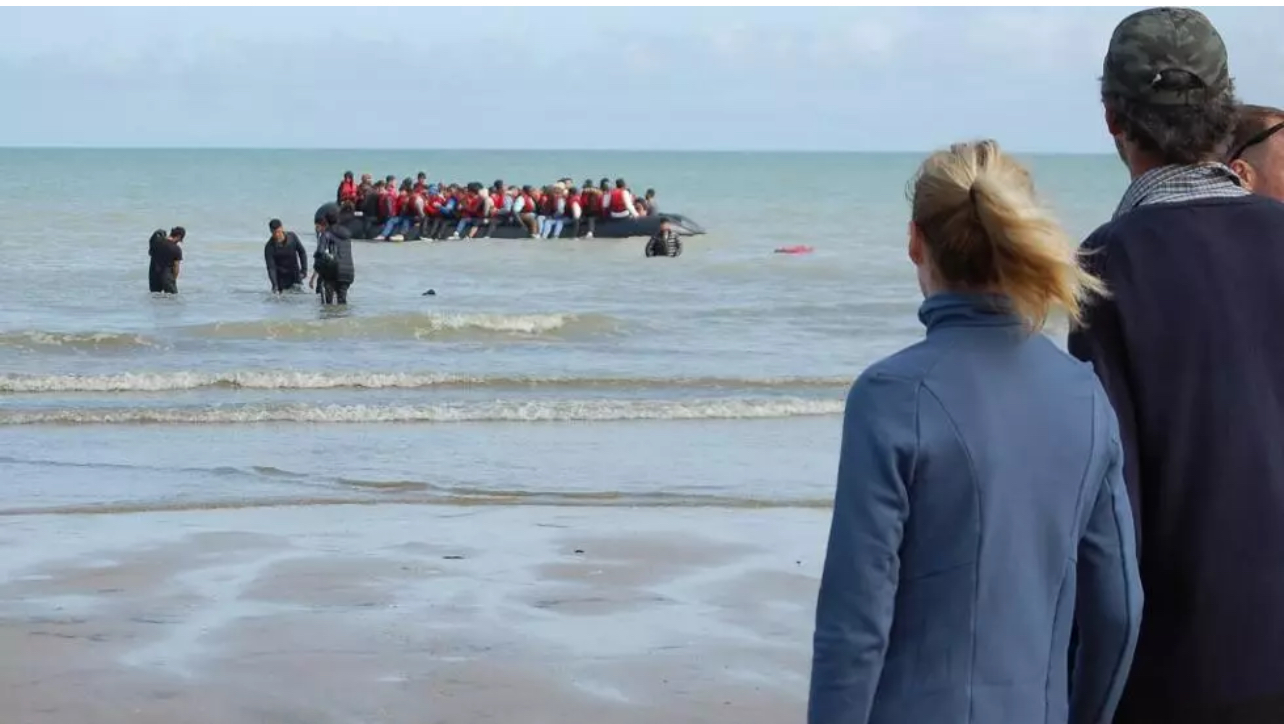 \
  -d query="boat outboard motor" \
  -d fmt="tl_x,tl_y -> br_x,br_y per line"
659,213 -> 705,236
